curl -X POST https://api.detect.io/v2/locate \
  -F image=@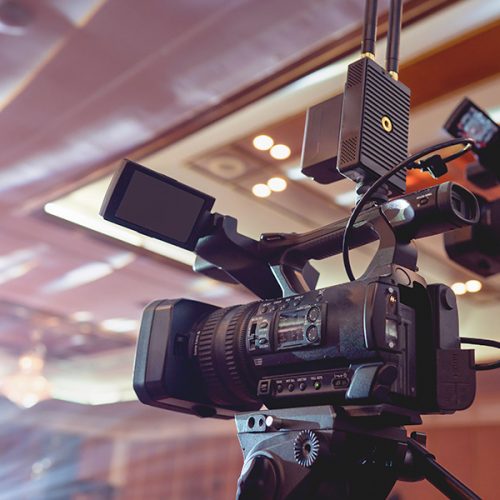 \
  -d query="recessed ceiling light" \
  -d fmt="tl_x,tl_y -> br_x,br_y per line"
270,144 -> 291,160
465,279 -> 482,293
252,183 -> 271,198
267,177 -> 287,192
252,135 -> 274,151
451,282 -> 467,295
